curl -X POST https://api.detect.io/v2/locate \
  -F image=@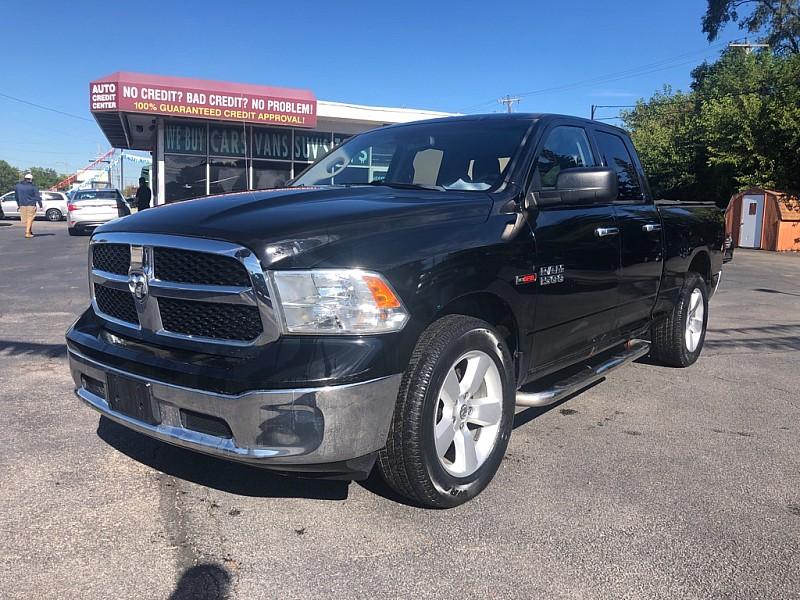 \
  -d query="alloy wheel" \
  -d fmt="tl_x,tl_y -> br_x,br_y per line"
433,350 -> 503,477
685,288 -> 704,352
